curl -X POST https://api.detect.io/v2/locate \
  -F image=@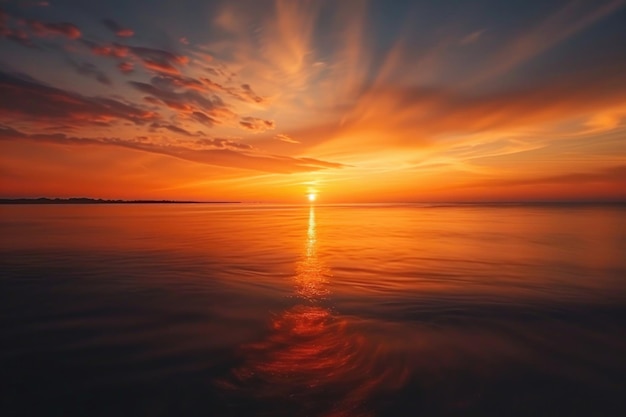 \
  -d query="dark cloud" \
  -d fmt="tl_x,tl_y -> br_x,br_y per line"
150,122 -> 194,137
118,61 -> 134,74
196,137 -> 254,151
240,116 -> 275,132
1,26 -> 34,47
200,77 -> 266,104
240,84 -> 264,103
1,9 -> 80,45
0,71 -> 158,127
102,19 -> 134,38
68,60 -> 111,85
84,41 -> 129,58
0,8 -> 31,46
82,40 -> 188,76
25,19 -> 81,39
0,125 -> 347,174
151,74 -> 205,92
127,45 -> 188,74
129,80 -> 233,121
76,40 -> 263,112
191,111 -> 217,126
